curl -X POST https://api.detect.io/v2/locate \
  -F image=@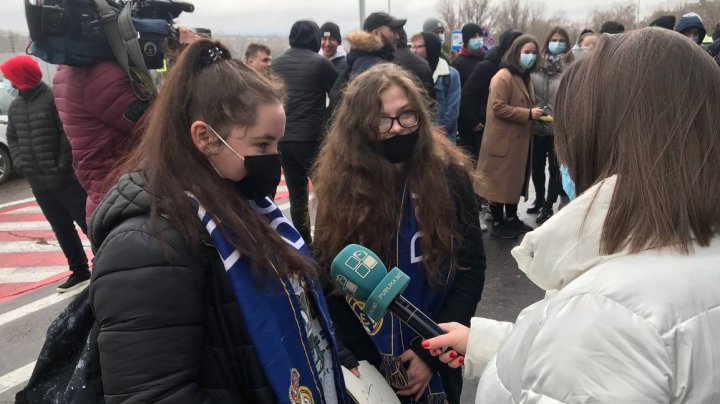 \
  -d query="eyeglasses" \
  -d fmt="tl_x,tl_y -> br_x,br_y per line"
376,111 -> 419,134
410,45 -> 426,50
